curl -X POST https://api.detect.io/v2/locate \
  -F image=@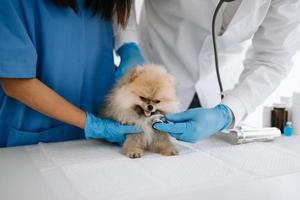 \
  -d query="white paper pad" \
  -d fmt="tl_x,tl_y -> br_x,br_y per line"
25,136 -> 300,200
